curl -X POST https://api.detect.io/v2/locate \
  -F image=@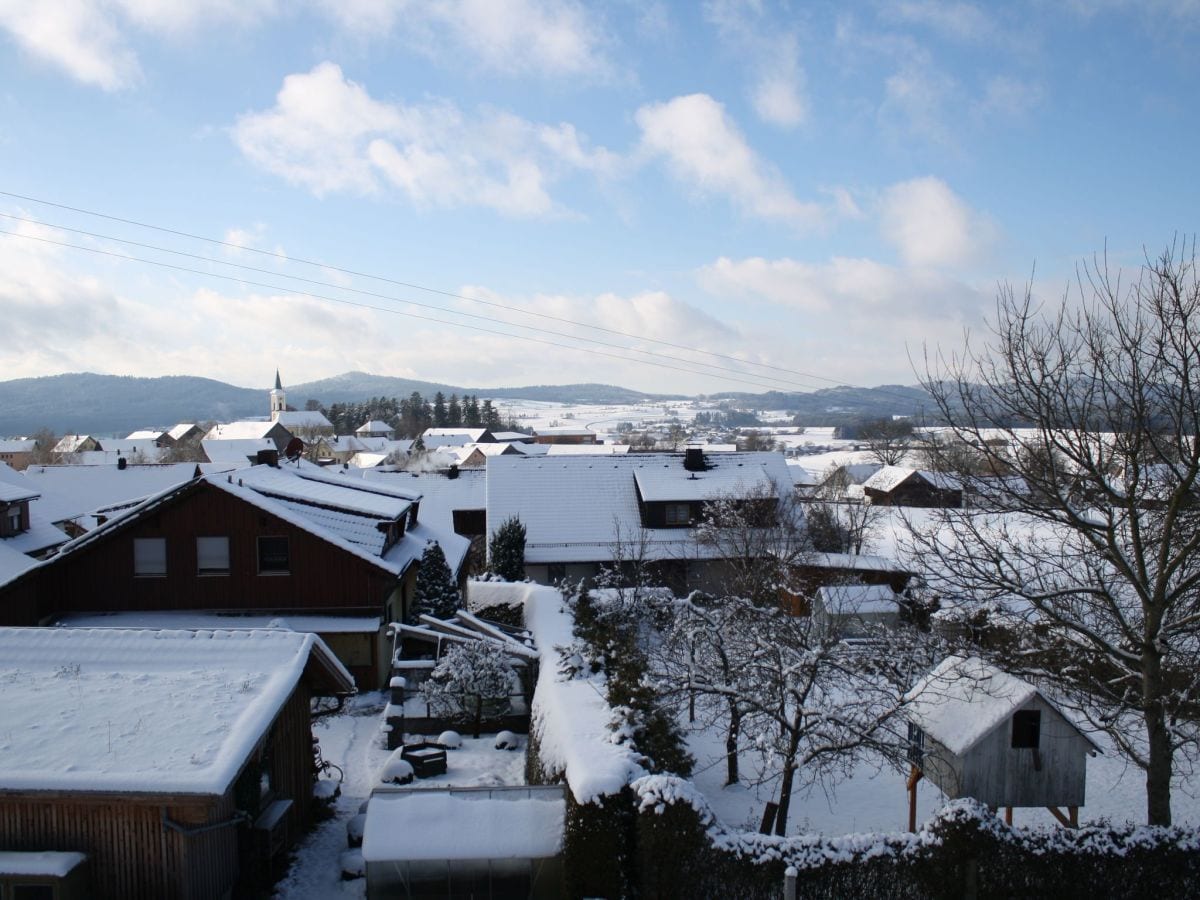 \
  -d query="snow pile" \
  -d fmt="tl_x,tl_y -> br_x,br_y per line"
378,751 -> 415,785
466,580 -> 533,611
522,583 -> 647,803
